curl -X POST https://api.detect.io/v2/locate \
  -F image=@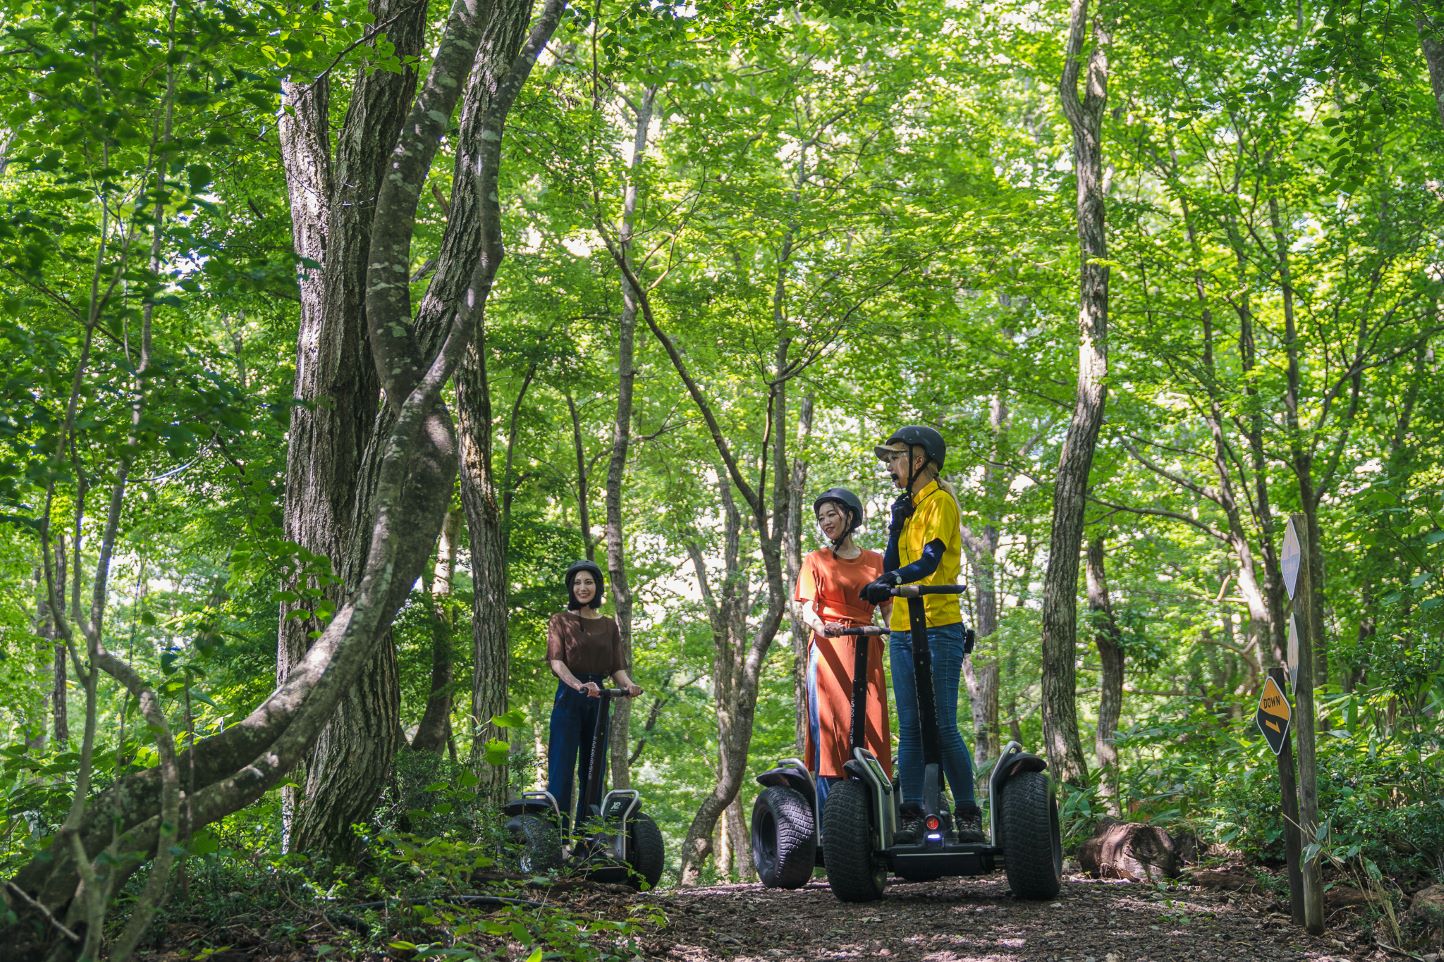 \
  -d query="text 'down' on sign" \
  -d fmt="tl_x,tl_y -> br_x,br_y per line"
1255,674 -> 1292,756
